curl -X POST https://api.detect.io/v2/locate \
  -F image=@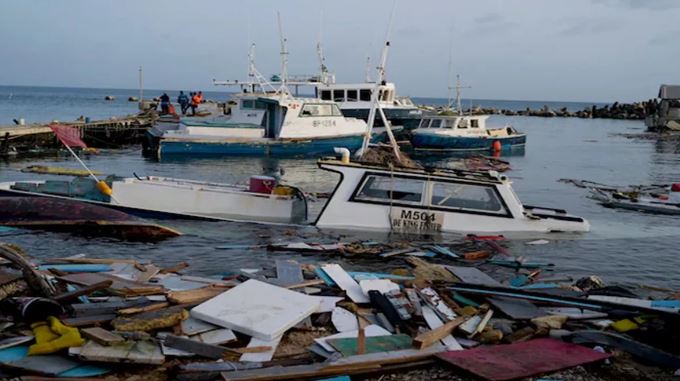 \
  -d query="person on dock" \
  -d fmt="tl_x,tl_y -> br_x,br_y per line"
177,91 -> 189,115
190,92 -> 200,116
159,93 -> 170,114
197,91 -> 203,104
